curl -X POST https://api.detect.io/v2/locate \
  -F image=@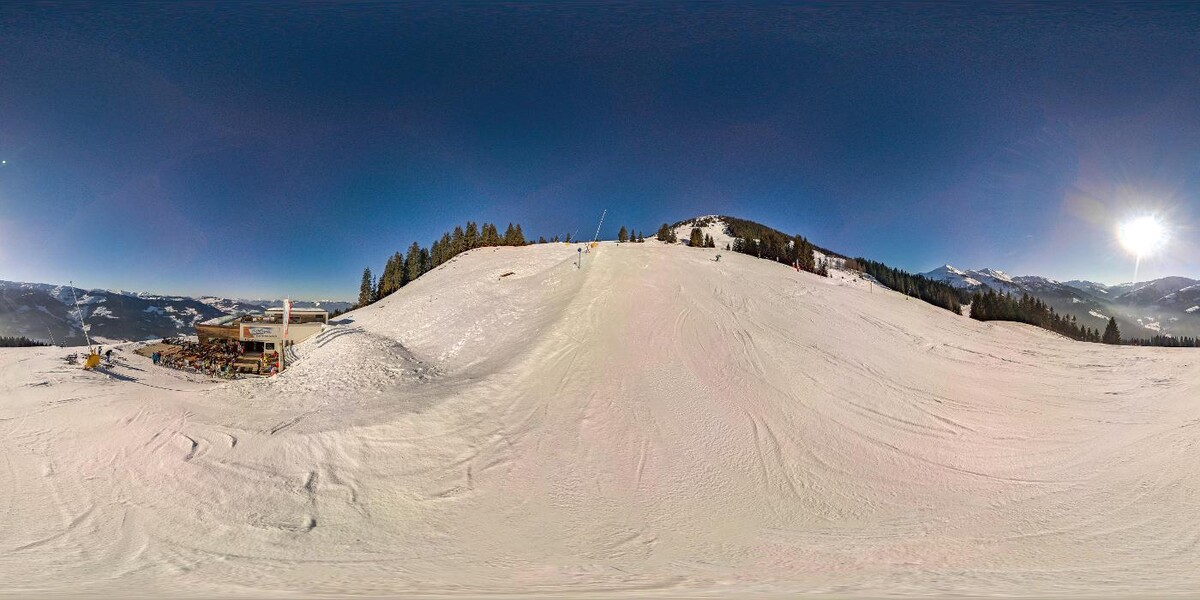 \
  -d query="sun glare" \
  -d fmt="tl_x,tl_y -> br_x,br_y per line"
1118,216 -> 1168,257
